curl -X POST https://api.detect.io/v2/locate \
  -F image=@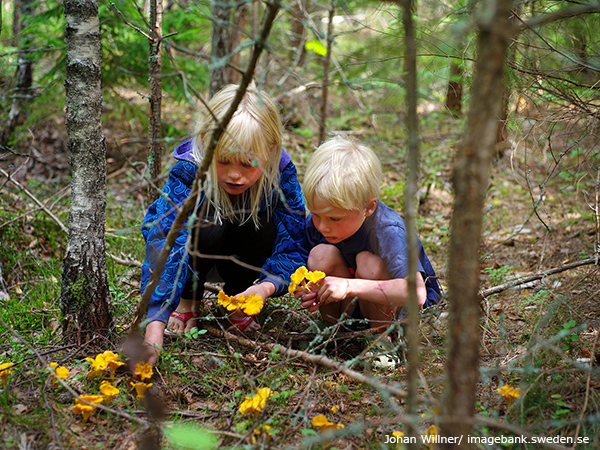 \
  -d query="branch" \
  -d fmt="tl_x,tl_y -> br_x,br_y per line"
129,0 -> 282,336
479,256 -> 599,298
109,2 -> 151,39
204,325 -> 408,400
0,167 -> 67,234
518,2 -> 600,32
0,167 -> 142,268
